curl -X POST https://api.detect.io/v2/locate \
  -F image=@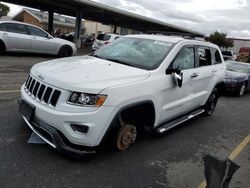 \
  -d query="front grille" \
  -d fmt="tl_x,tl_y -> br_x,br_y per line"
24,75 -> 61,107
